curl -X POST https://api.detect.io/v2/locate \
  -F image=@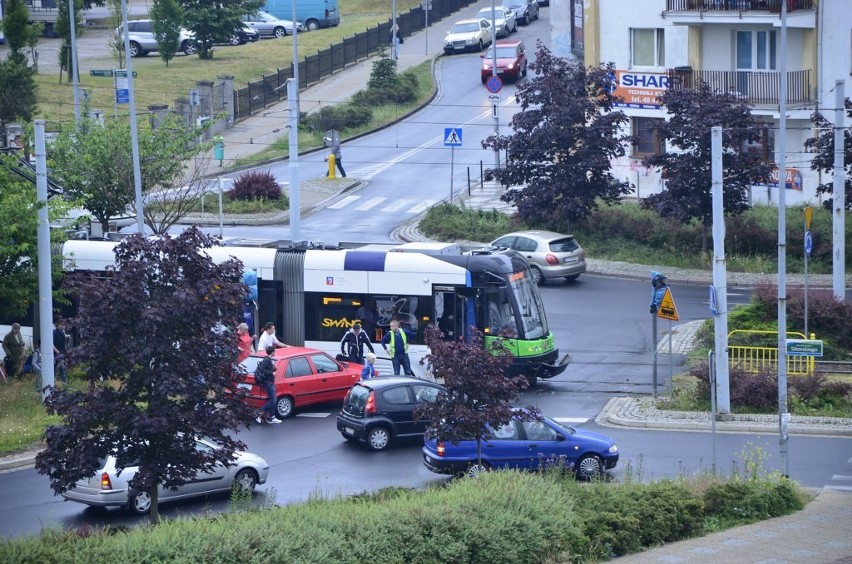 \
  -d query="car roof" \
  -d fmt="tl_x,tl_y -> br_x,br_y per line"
248,346 -> 331,360
492,39 -> 523,47
494,230 -> 574,242
453,18 -> 488,24
358,377 -> 443,389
